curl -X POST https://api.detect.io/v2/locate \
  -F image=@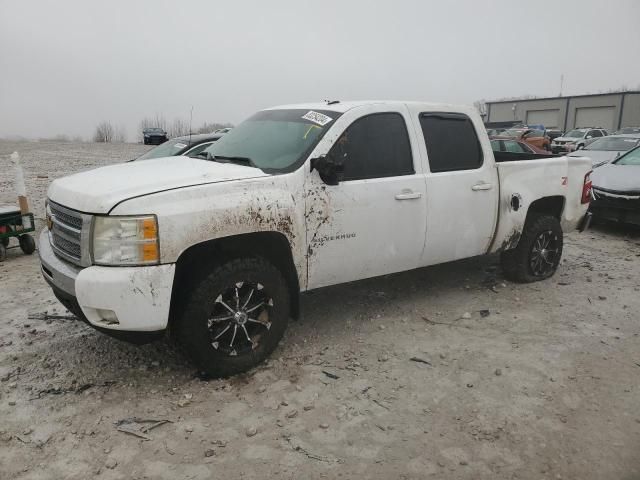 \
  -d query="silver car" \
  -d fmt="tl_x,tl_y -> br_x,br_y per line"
568,135 -> 640,168
551,128 -> 608,153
